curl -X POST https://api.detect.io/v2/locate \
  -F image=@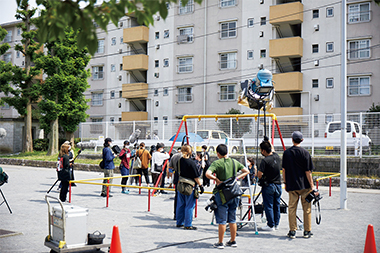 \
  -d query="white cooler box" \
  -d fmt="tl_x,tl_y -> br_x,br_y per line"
52,204 -> 89,248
